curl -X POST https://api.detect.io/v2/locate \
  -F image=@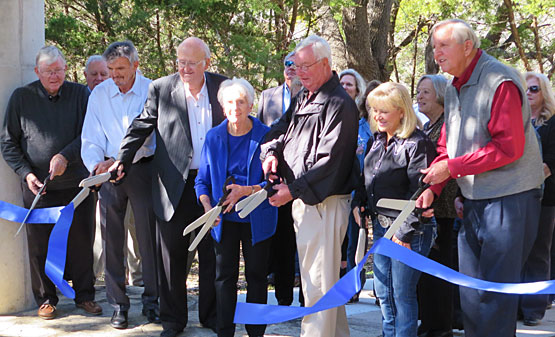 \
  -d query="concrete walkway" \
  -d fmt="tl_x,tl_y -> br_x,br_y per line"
1,281 -> 555,336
